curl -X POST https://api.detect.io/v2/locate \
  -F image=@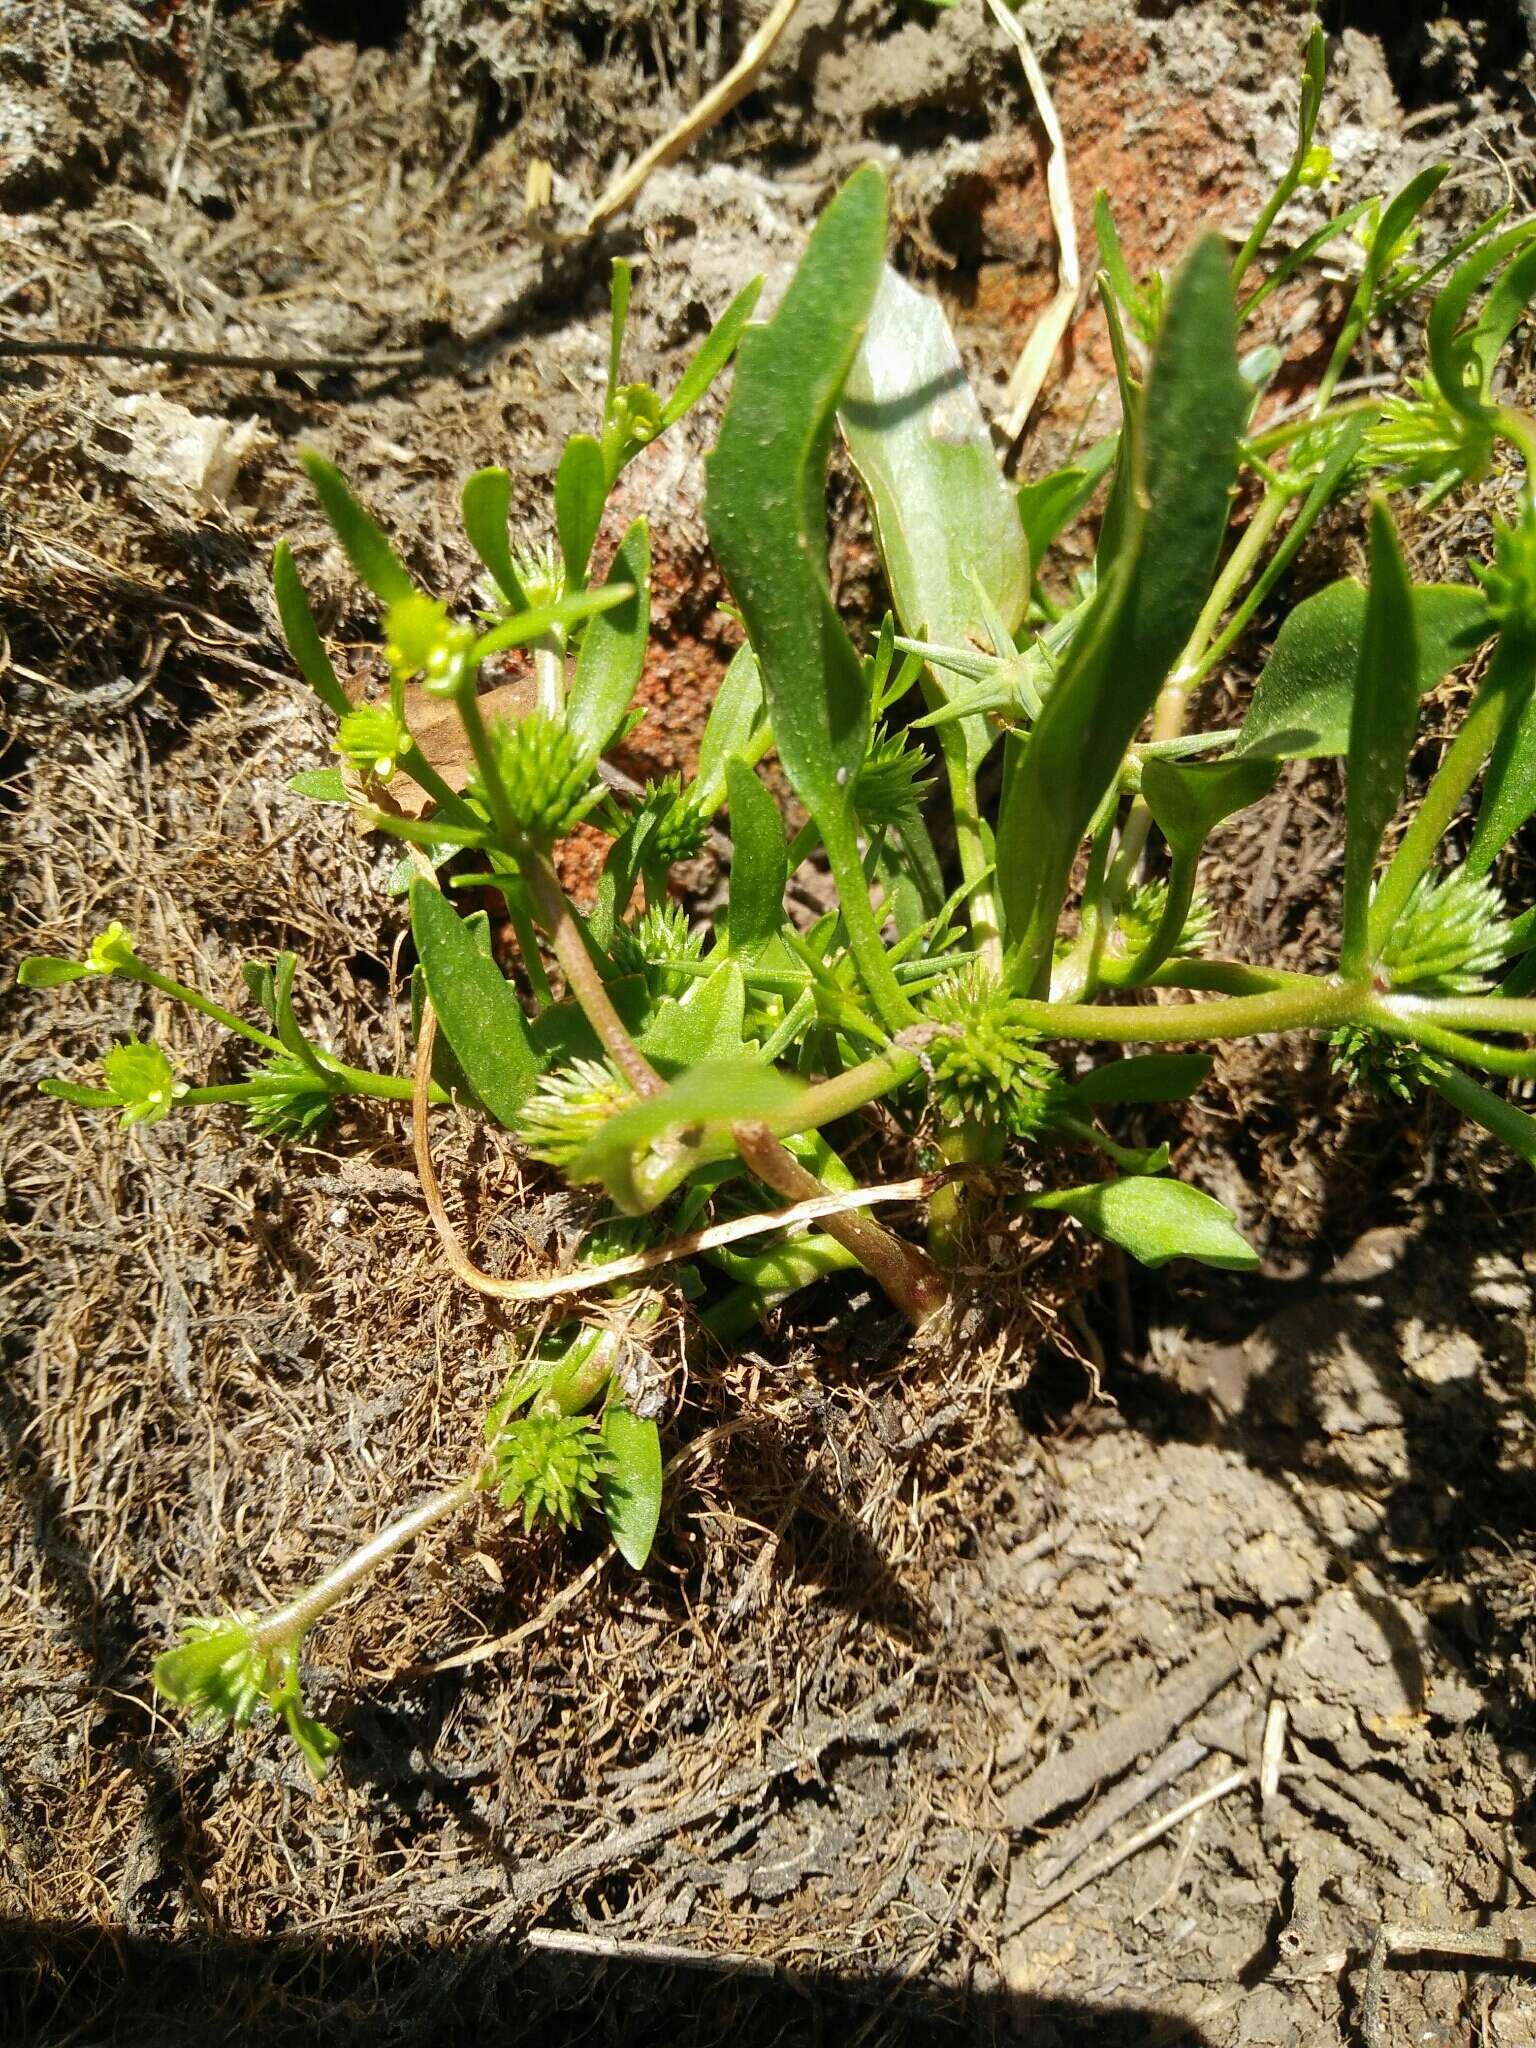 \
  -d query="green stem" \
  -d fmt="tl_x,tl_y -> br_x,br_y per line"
250,1469 -> 490,1653
523,849 -> 662,1099
934,720 -> 1002,976
1428,1064 -> 1536,1166
819,807 -> 917,1034
125,963 -> 286,1058
1103,489 -> 1291,910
